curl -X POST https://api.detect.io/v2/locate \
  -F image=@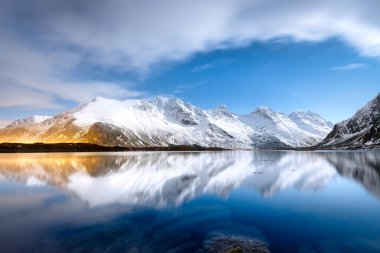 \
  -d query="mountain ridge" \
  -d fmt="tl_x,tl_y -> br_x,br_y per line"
319,93 -> 380,149
6,115 -> 52,128
0,97 -> 333,149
